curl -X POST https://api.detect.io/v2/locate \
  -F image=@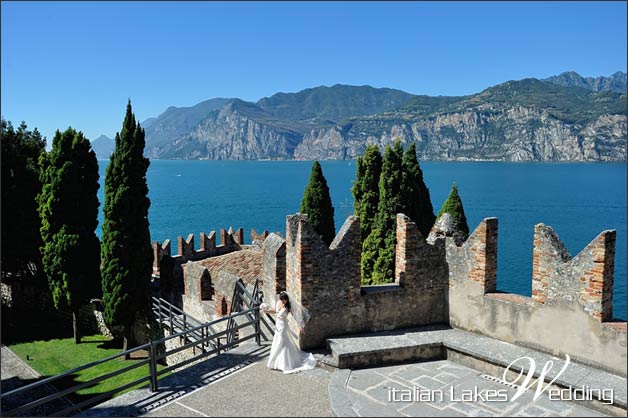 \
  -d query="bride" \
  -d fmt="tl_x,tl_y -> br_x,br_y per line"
261,291 -> 317,374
